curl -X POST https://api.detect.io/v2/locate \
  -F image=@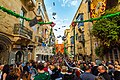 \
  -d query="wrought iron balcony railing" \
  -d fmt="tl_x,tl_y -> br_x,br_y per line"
14,24 -> 33,39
